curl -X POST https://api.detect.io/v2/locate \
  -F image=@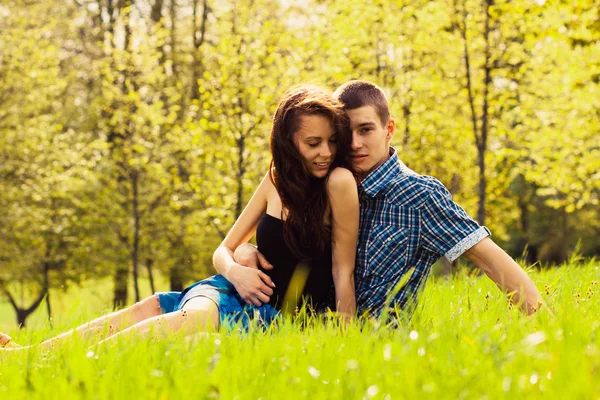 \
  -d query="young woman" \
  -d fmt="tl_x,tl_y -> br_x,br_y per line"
0,85 -> 359,350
